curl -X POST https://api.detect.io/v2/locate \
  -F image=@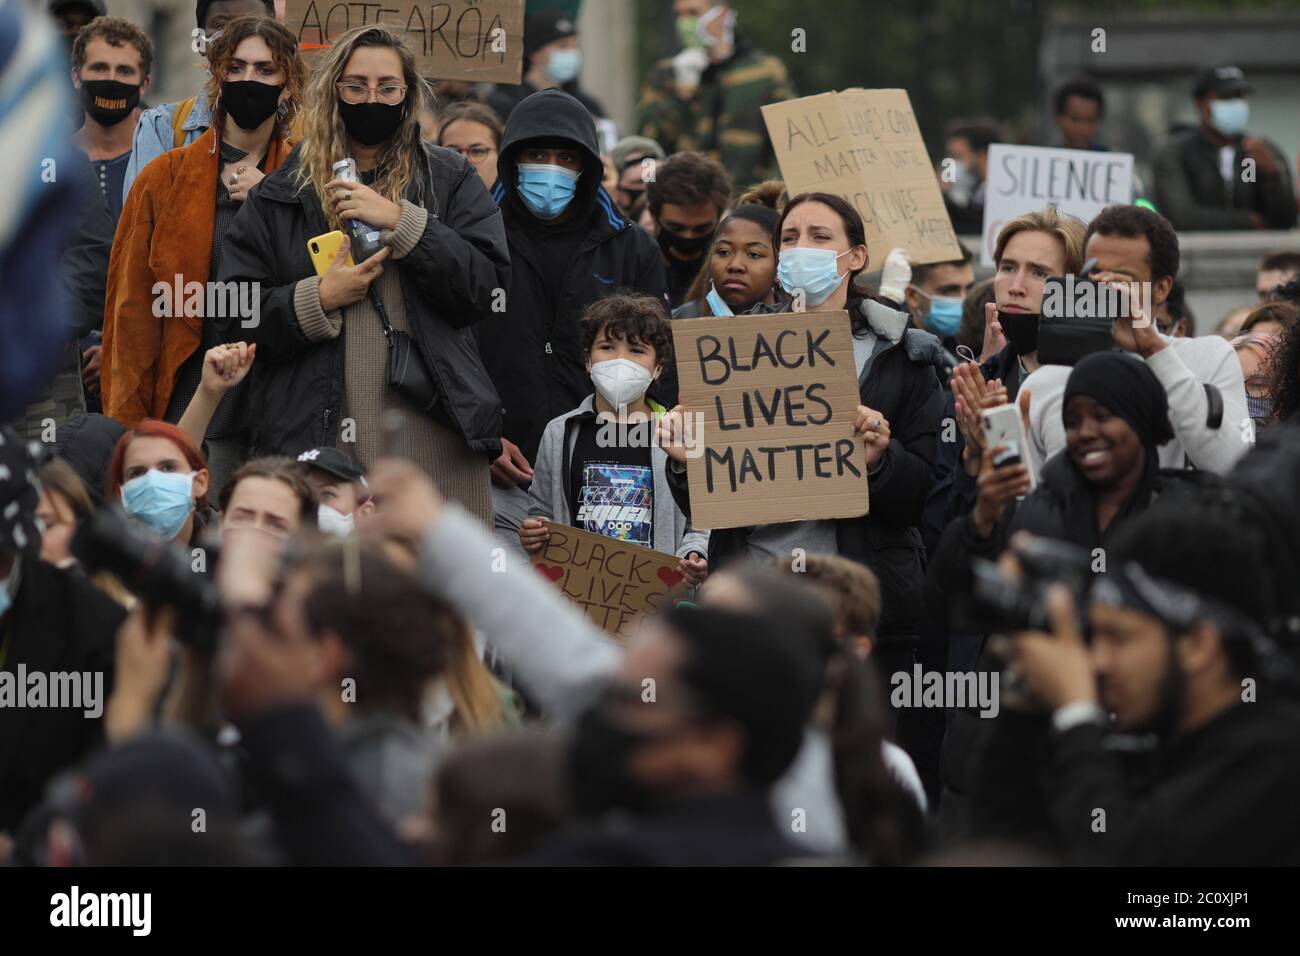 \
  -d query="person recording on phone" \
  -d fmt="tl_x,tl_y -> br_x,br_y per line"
102,16 -> 304,499
218,25 -> 510,525
967,506 -> 1300,865
1019,204 -> 1250,477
